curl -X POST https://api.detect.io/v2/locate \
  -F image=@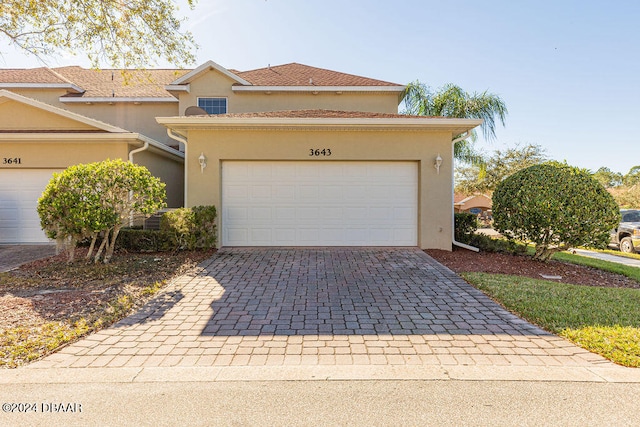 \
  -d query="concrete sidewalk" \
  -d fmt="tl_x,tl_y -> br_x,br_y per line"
6,364 -> 640,384
572,248 -> 640,267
